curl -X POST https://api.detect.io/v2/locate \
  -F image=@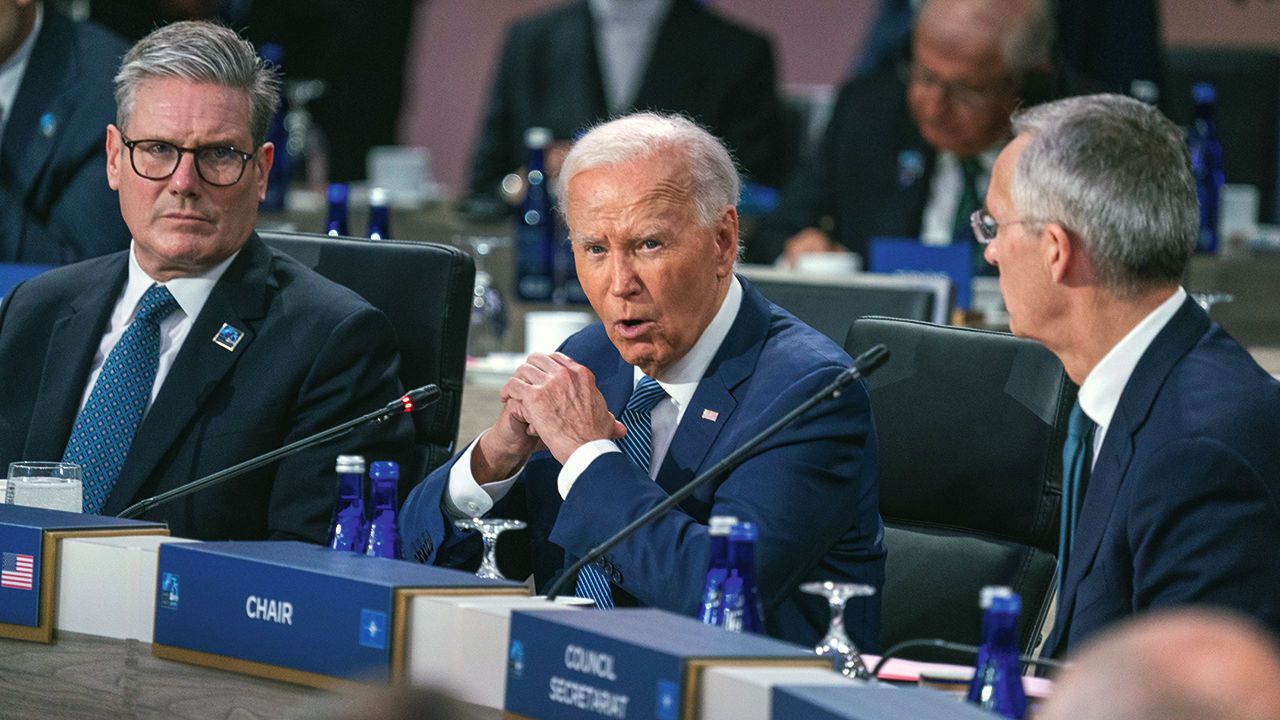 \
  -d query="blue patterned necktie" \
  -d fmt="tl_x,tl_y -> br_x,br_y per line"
65,284 -> 180,514
575,375 -> 668,608
1056,401 -> 1094,596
